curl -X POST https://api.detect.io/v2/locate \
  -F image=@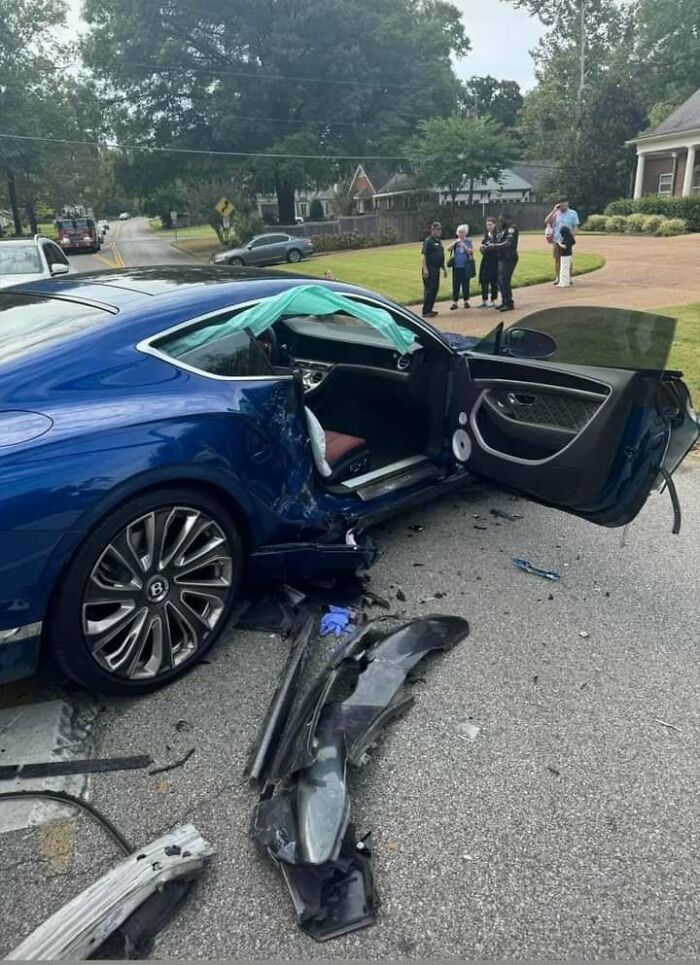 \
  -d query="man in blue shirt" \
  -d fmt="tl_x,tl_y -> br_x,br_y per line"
545,197 -> 580,285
